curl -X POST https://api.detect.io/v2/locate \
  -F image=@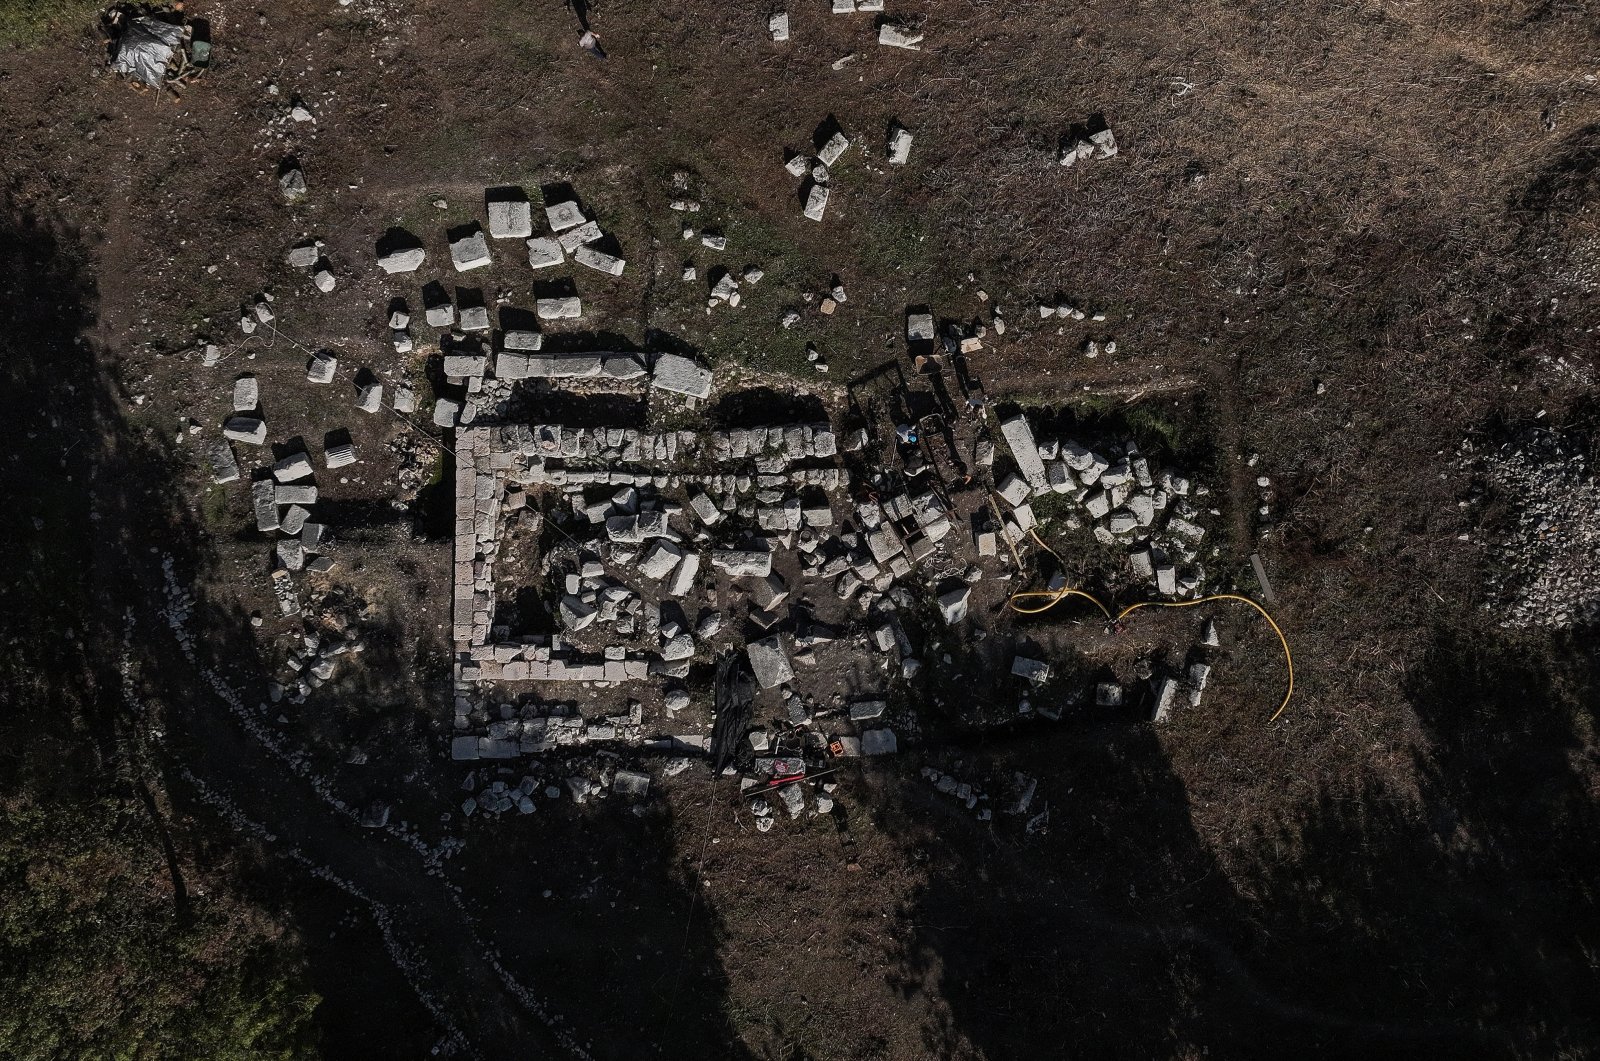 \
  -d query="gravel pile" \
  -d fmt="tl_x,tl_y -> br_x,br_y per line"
1473,429 -> 1600,628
